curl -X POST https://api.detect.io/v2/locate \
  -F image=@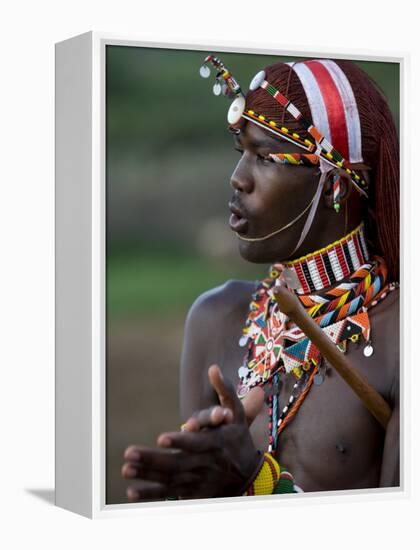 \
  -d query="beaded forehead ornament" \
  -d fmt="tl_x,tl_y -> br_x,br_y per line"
200,55 -> 368,197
